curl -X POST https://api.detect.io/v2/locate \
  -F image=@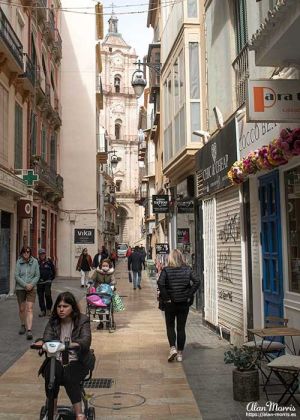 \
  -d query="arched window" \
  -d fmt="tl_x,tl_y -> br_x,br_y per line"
114,75 -> 121,93
115,119 -> 122,140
